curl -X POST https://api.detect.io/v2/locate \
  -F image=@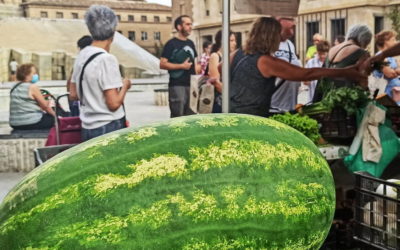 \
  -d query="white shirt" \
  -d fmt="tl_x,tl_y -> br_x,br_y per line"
270,40 -> 302,112
72,46 -> 124,129
9,61 -> 18,71
305,55 -> 324,103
